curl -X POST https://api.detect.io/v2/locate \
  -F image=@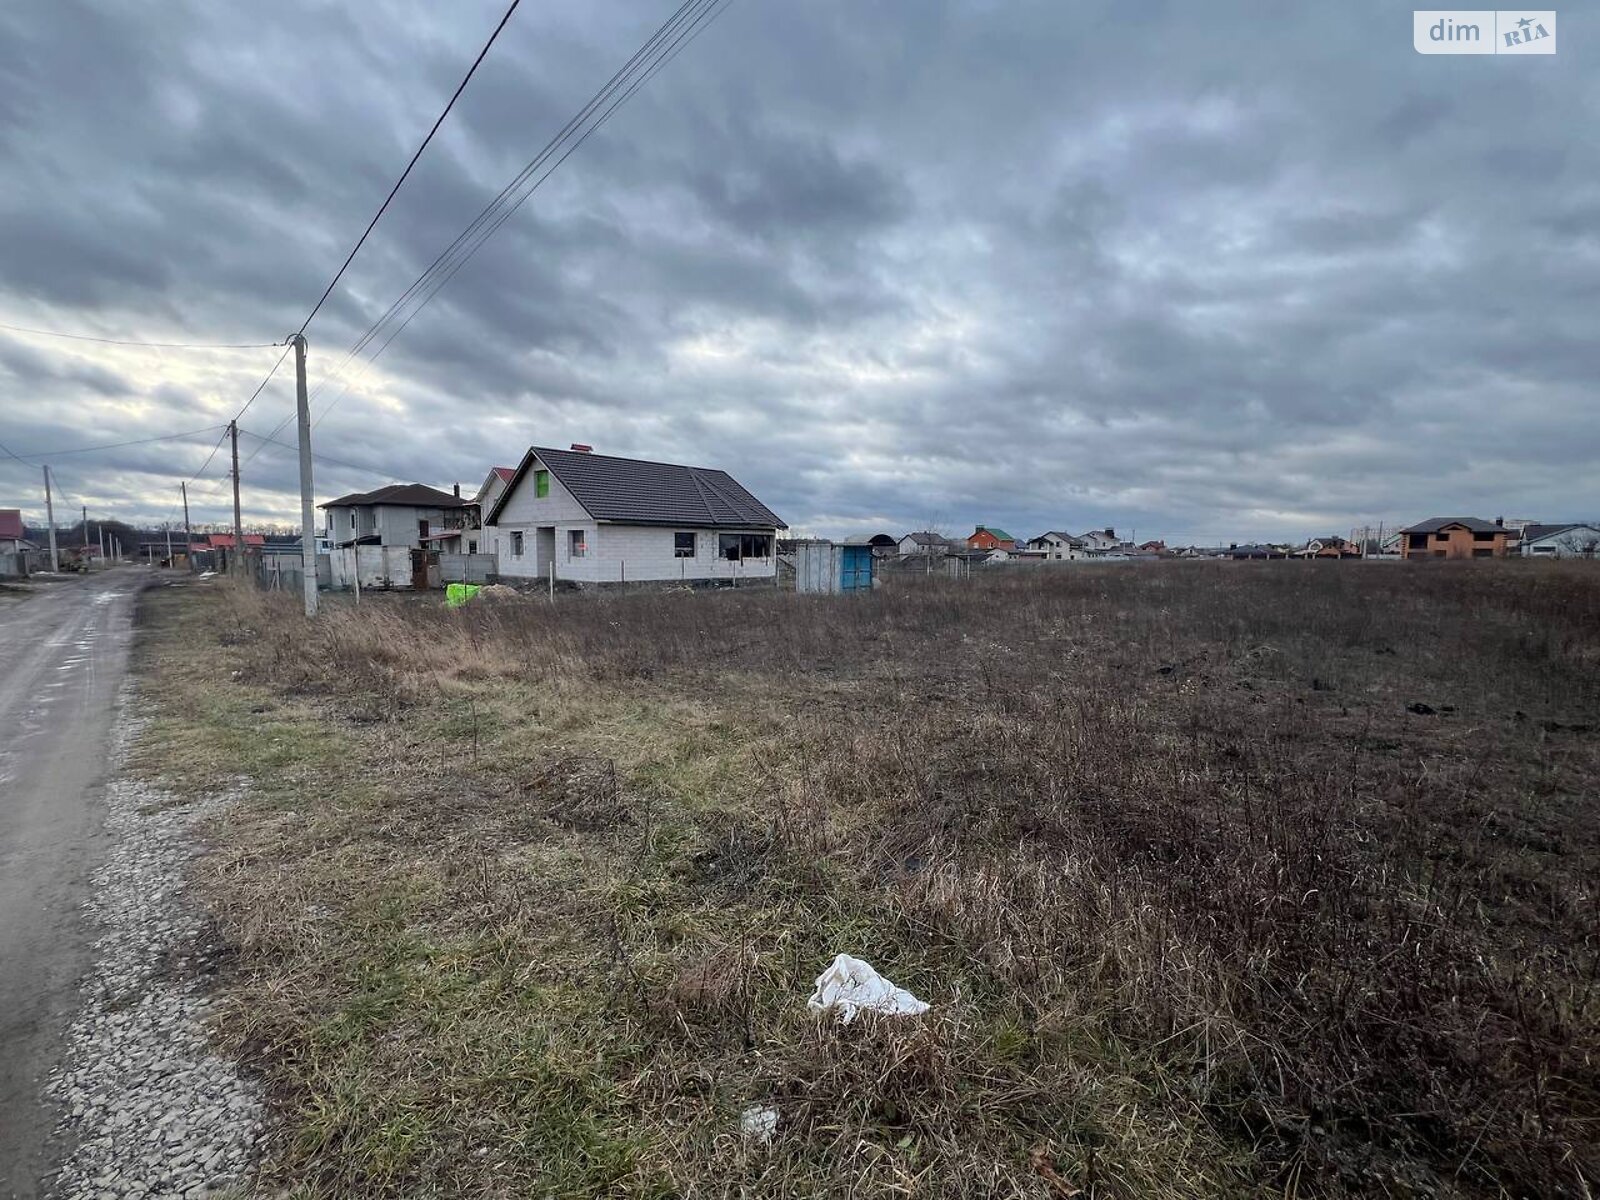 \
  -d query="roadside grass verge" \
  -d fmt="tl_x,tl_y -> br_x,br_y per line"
128,565 -> 1600,1198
